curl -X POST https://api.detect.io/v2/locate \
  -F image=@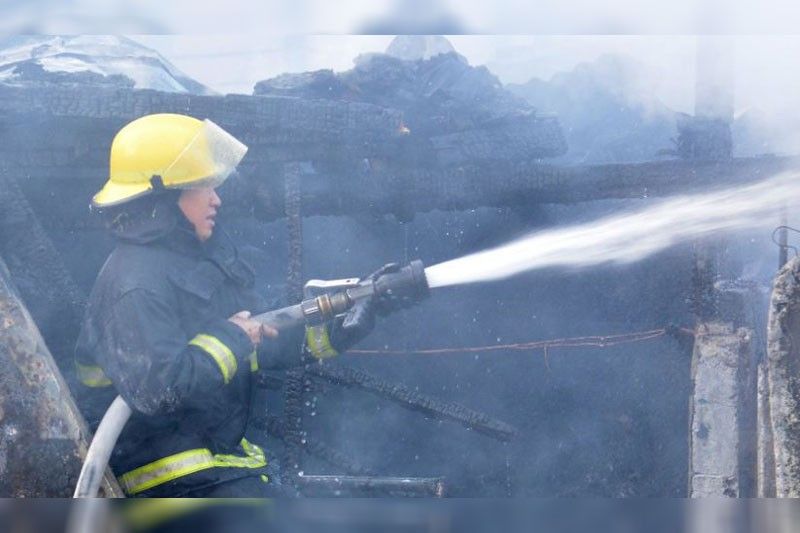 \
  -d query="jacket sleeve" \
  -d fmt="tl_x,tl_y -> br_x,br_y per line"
97,287 -> 254,416
256,322 -> 306,370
